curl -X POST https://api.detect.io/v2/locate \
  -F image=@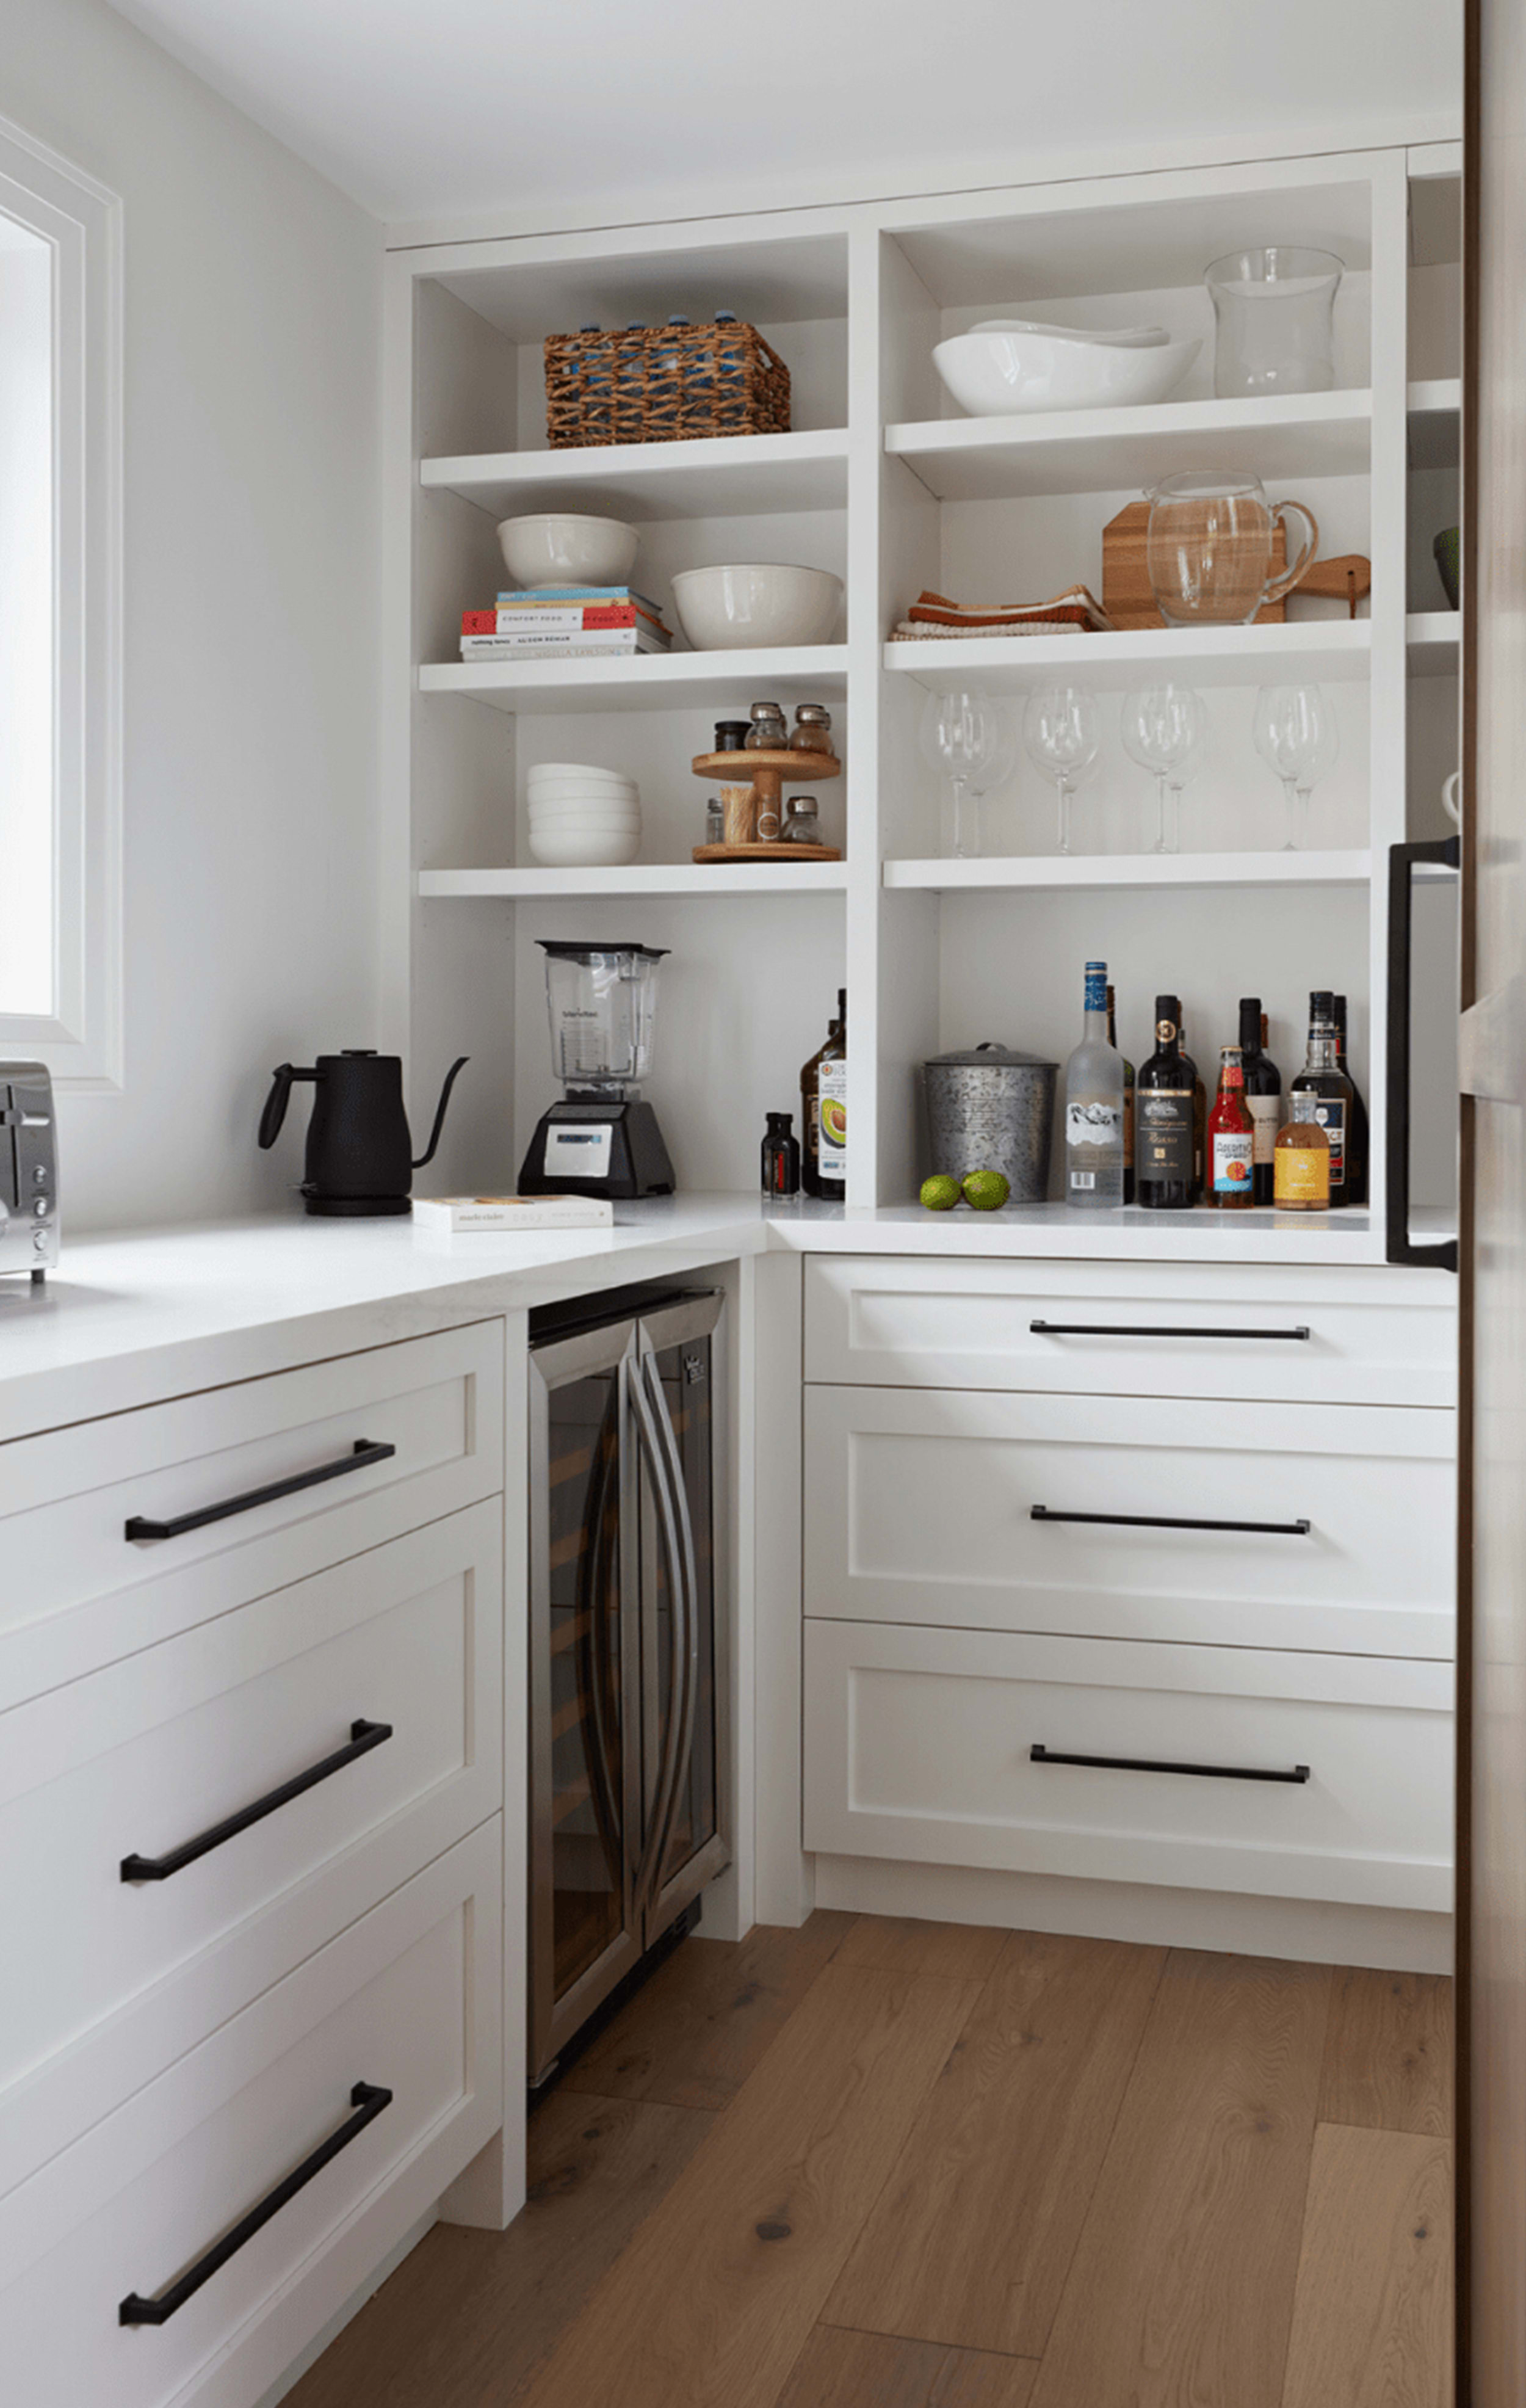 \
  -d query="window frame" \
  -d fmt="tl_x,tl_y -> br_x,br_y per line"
0,112 -> 121,1089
